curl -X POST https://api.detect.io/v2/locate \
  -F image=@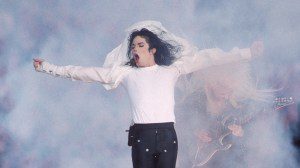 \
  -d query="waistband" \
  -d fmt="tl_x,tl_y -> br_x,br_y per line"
133,122 -> 174,130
